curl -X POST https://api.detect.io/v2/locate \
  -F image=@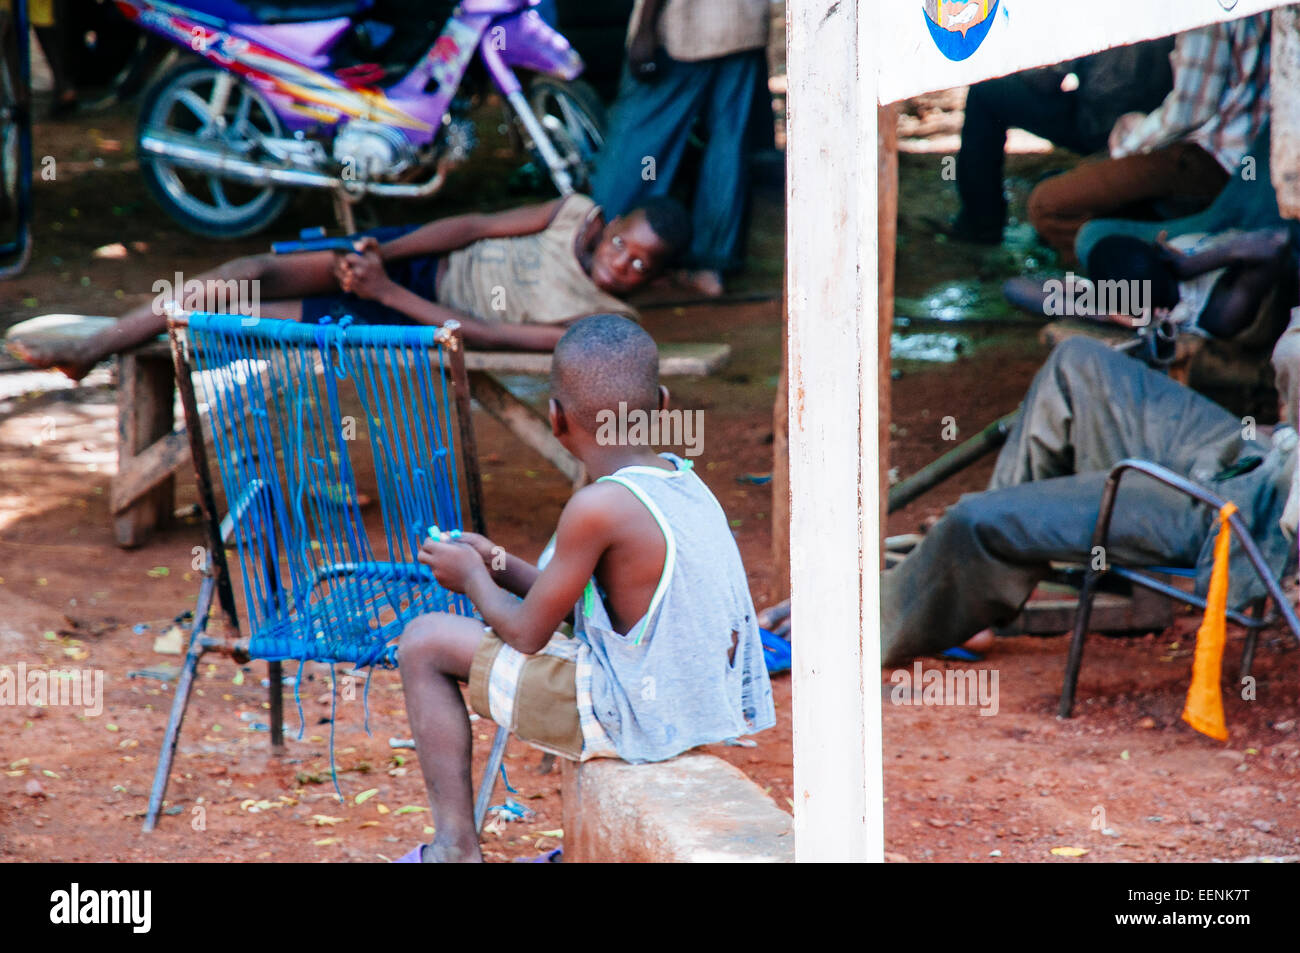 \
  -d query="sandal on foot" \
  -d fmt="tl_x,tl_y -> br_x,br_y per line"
393,844 -> 424,863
